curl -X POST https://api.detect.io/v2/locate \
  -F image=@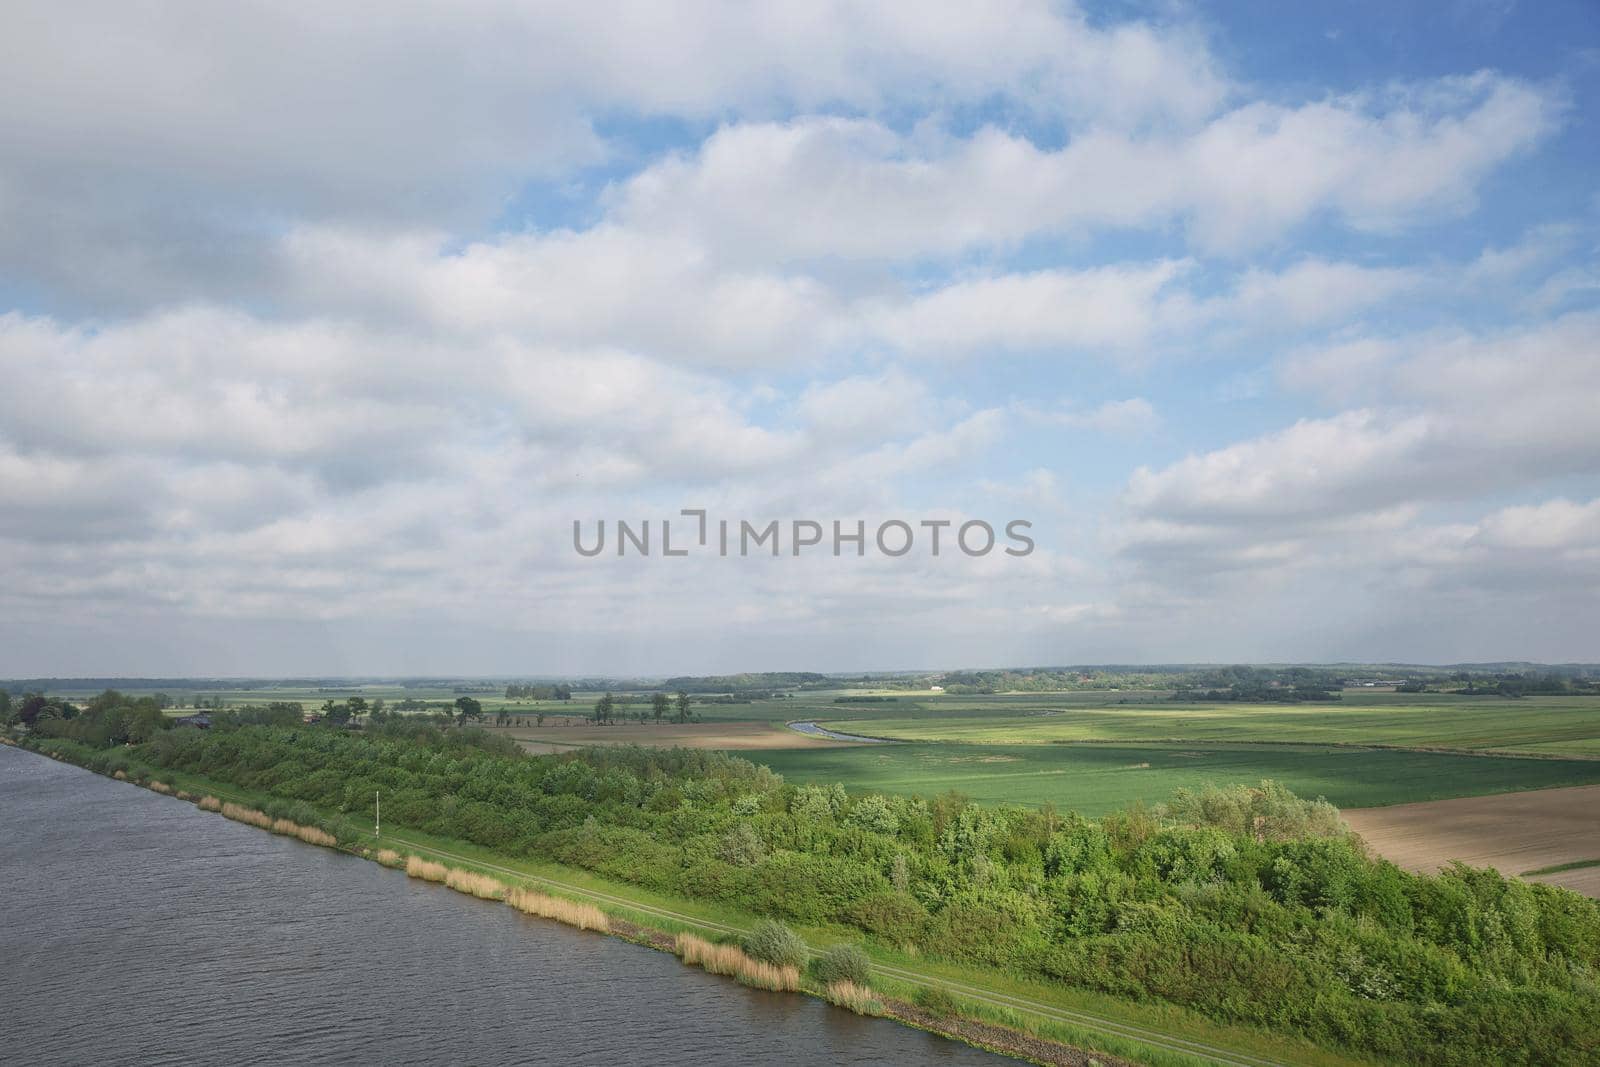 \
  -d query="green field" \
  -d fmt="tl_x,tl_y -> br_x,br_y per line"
824,693 -> 1600,757
746,741 -> 1600,815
